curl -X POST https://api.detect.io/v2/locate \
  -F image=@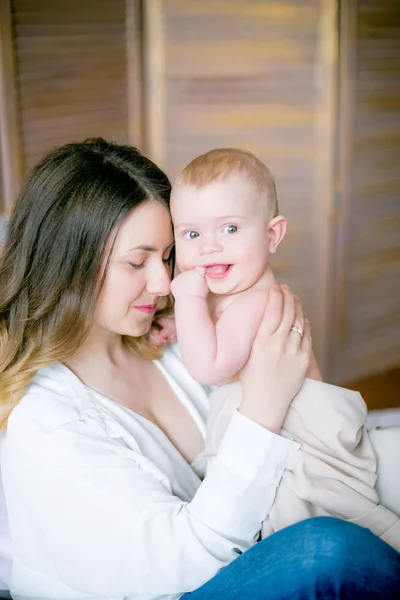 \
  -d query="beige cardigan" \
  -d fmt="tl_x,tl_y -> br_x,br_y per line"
205,378 -> 400,551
